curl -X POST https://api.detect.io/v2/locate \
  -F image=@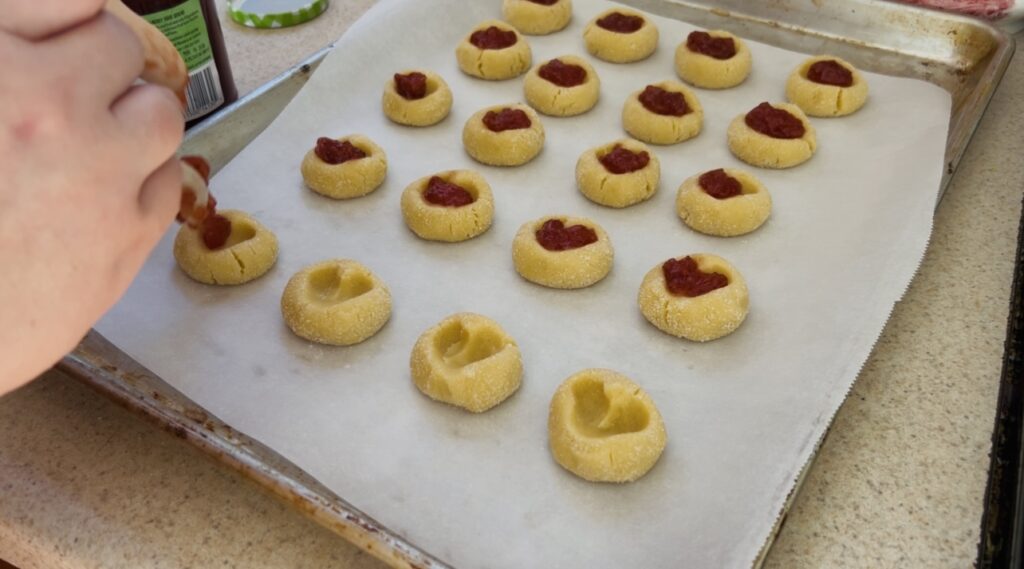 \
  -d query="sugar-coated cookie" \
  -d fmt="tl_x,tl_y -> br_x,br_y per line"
727,102 -> 816,169
523,55 -> 600,117
583,8 -> 658,64
638,254 -> 749,341
576,138 -> 660,208
410,312 -> 522,413
676,168 -> 771,237
674,29 -> 752,89
456,20 -> 532,80
548,368 -> 667,483
382,70 -> 453,126
512,215 -> 613,289
281,259 -> 391,346
300,135 -> 387,199
622,81 -> 703,145
401,170 -> 494,242
463,103 -> 545,166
